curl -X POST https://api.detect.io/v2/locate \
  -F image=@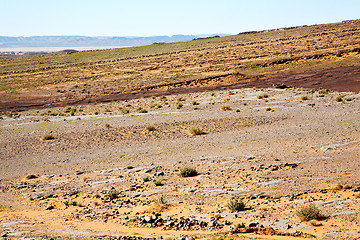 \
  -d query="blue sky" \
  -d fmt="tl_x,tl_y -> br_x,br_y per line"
1,0 -> 359,37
